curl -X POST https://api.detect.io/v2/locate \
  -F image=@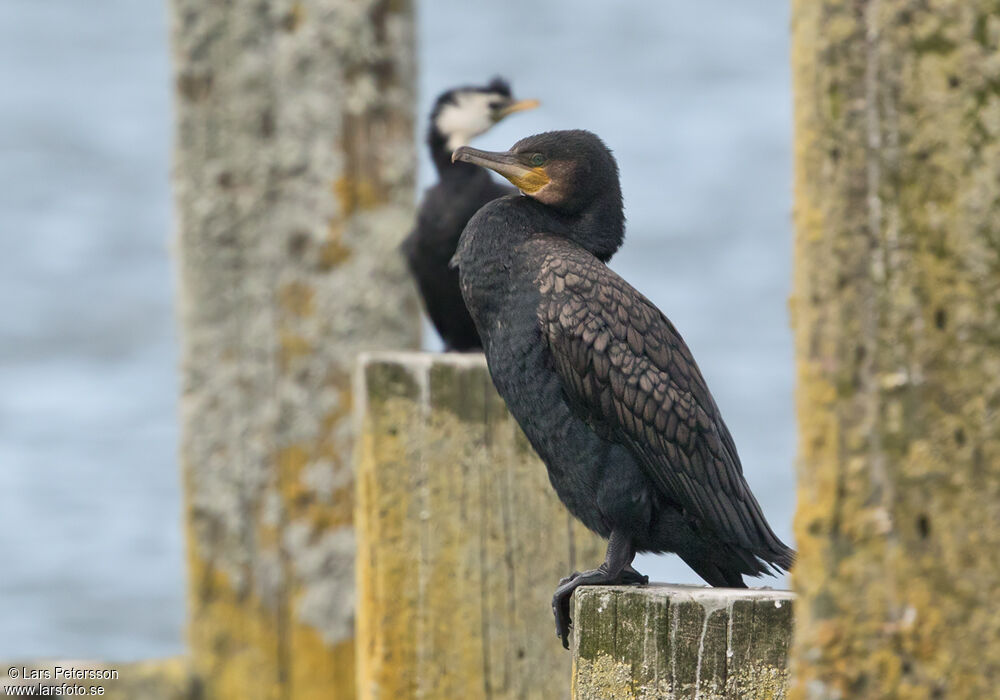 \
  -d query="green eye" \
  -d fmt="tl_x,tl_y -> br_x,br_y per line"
530,153 -> 546,167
